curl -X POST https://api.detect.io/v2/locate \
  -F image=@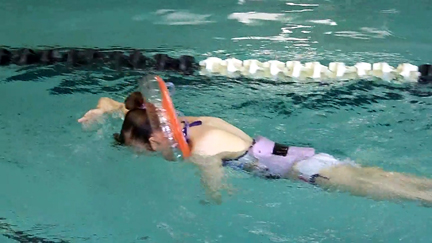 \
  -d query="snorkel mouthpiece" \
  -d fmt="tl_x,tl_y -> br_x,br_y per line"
138,75 -> 191,160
